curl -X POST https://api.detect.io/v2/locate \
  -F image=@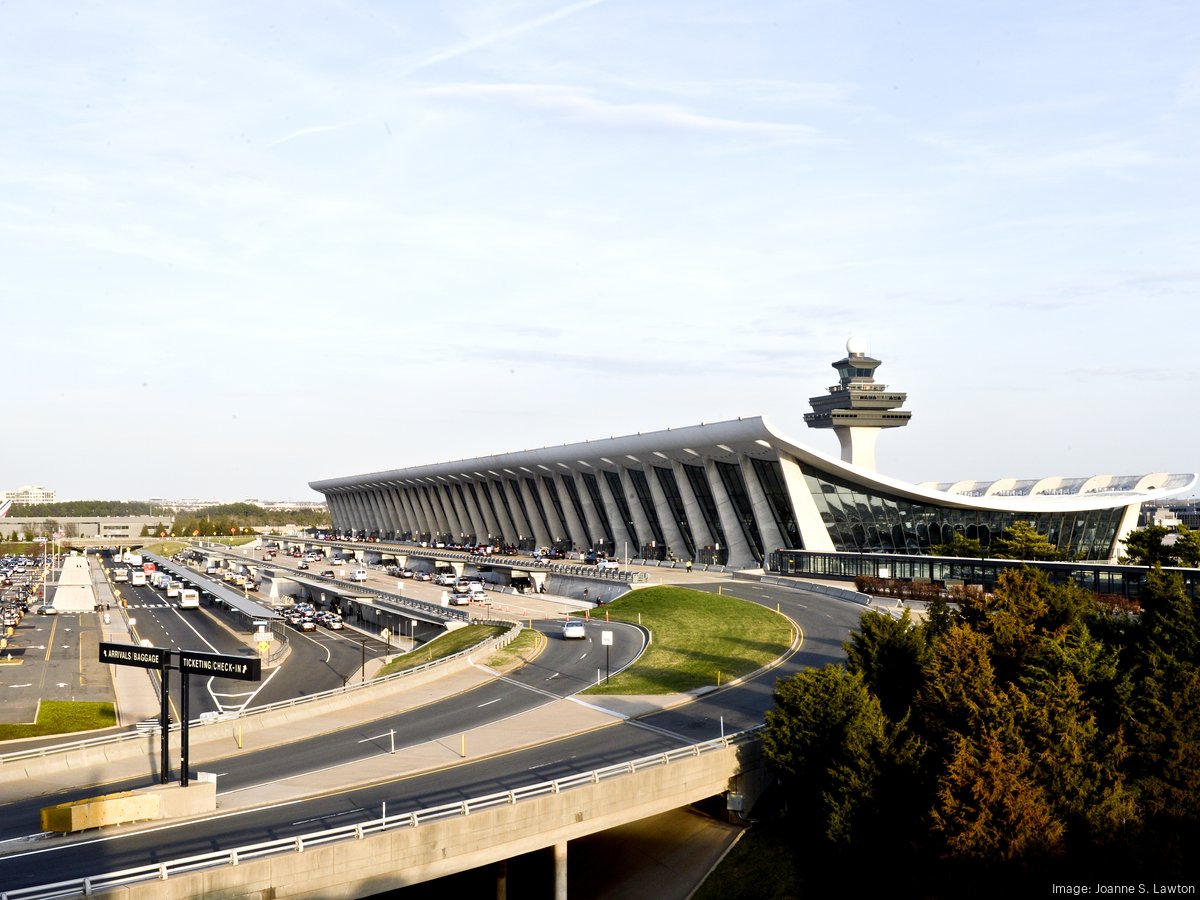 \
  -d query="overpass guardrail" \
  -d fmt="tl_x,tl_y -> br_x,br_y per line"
0,621 -> 521,768
2,726 -> 761,900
